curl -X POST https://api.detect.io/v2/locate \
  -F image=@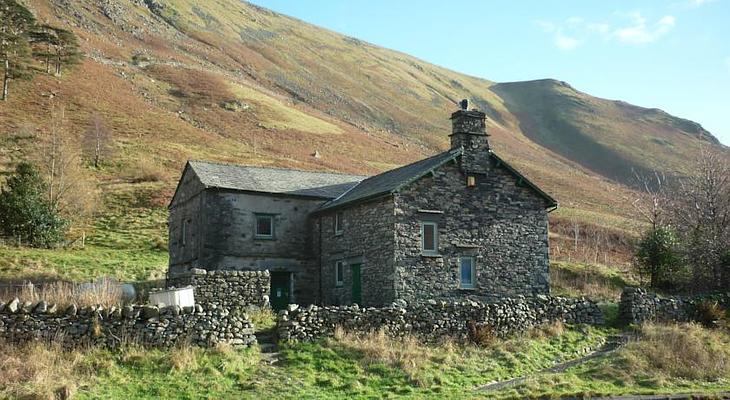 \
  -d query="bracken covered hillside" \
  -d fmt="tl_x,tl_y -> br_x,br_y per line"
0,0 -> 723,234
